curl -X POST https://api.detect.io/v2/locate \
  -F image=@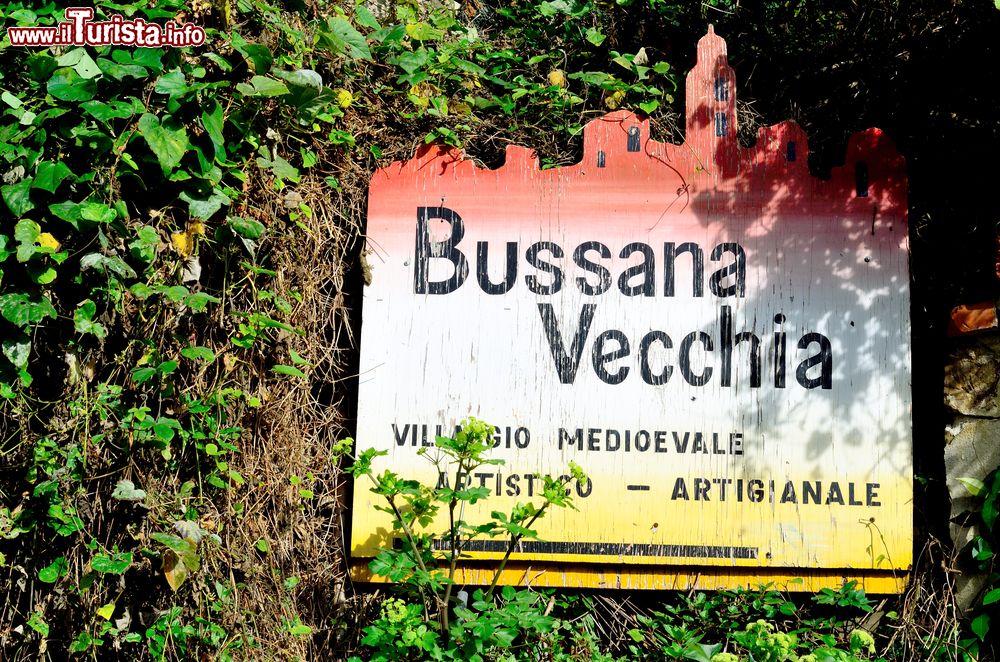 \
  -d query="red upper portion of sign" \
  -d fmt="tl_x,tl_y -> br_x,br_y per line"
370,26 -> 907,221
